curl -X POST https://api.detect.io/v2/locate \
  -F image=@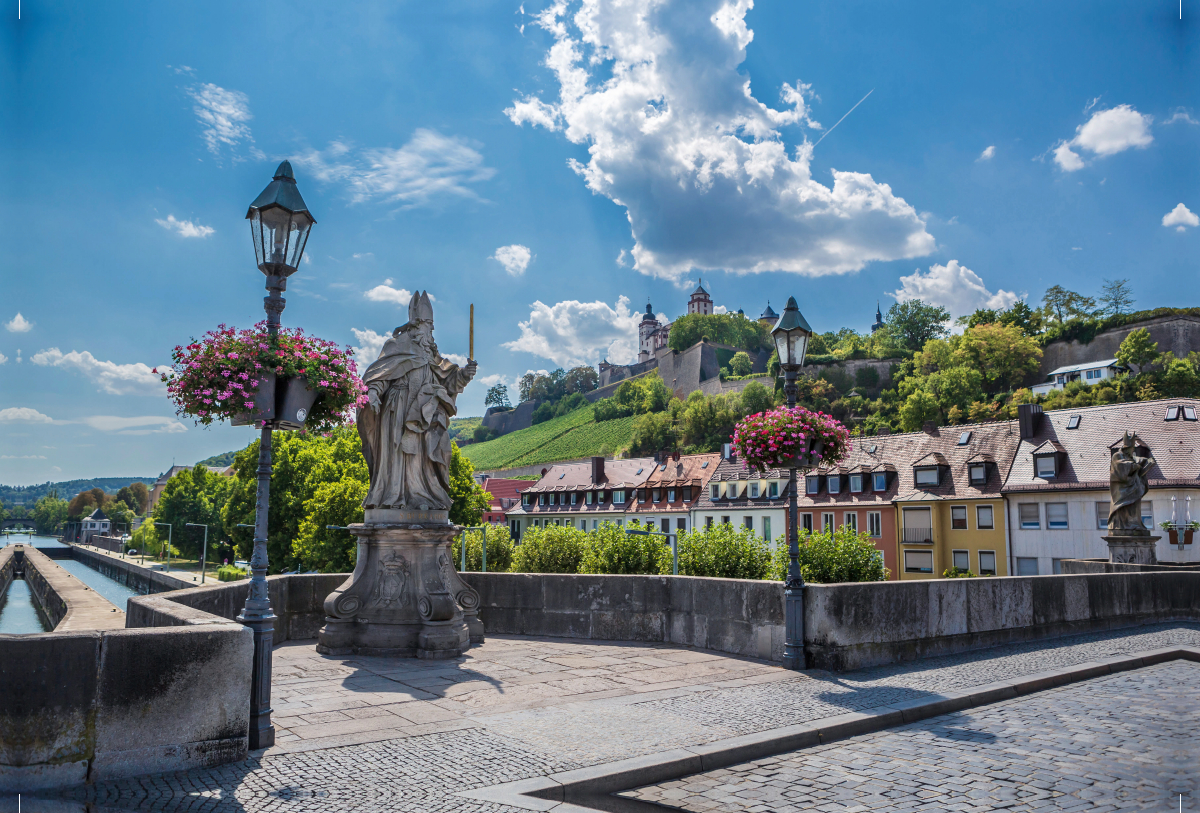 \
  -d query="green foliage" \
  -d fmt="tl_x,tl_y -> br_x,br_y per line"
197,450 -> 239,468
448,415 -> 482,441
463,405 -> 602,469
31,494 -> 68,535
771,526 -> 889,583
511,524 -> 587,573
628,411 -> 676,456
153,465 -> 231,559
1159,354 -> 1200,397
1042,307 -> 1200,346
818,366 -> 853,393
1117,328 -> 1158,373
580,520 -> 669,574
449,443 -> 490,527
1098,278 -> 1134,316
532,401 -> 556,425
594,373 -> 671,421
942,566 -> 976,578
898,389 -> 940,431
886,300 -> 951,351
667,313 -> 771,353
855,366 -> 880,390
518,367 -> 599,403
739,381 -> 775,416
131,522 -> 179,559
473,424 -> 494,443
729,351 -> 754,377
452,525 -> 515,572
673,523 -> 772,579
1041,285 -> 1097,324
293,477 -> 368,573
485,383 -> 512,409
956,323 -> 1043,392
217,564 -> 247,581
